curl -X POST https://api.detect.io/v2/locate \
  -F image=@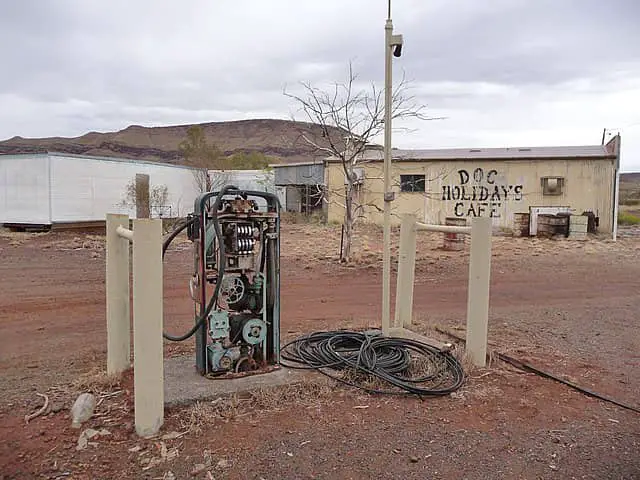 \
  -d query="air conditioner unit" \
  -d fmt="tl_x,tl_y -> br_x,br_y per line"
344,167 -> 365,185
